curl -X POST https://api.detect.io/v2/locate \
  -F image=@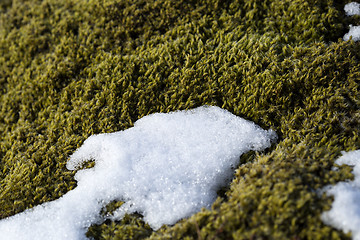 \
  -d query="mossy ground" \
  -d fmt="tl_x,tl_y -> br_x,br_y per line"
1,0 -> 360,239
